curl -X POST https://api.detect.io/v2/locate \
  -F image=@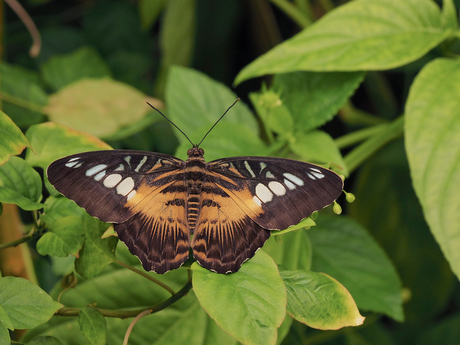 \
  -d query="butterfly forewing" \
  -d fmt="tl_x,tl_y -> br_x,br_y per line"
208,157 -> 343,230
